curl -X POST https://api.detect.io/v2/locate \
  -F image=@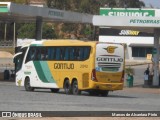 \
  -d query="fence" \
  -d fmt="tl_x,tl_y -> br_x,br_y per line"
0,40 -> 13,47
